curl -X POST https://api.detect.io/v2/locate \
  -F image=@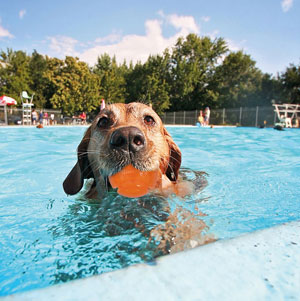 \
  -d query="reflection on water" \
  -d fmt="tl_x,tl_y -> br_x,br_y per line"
48,169 -> 214,284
